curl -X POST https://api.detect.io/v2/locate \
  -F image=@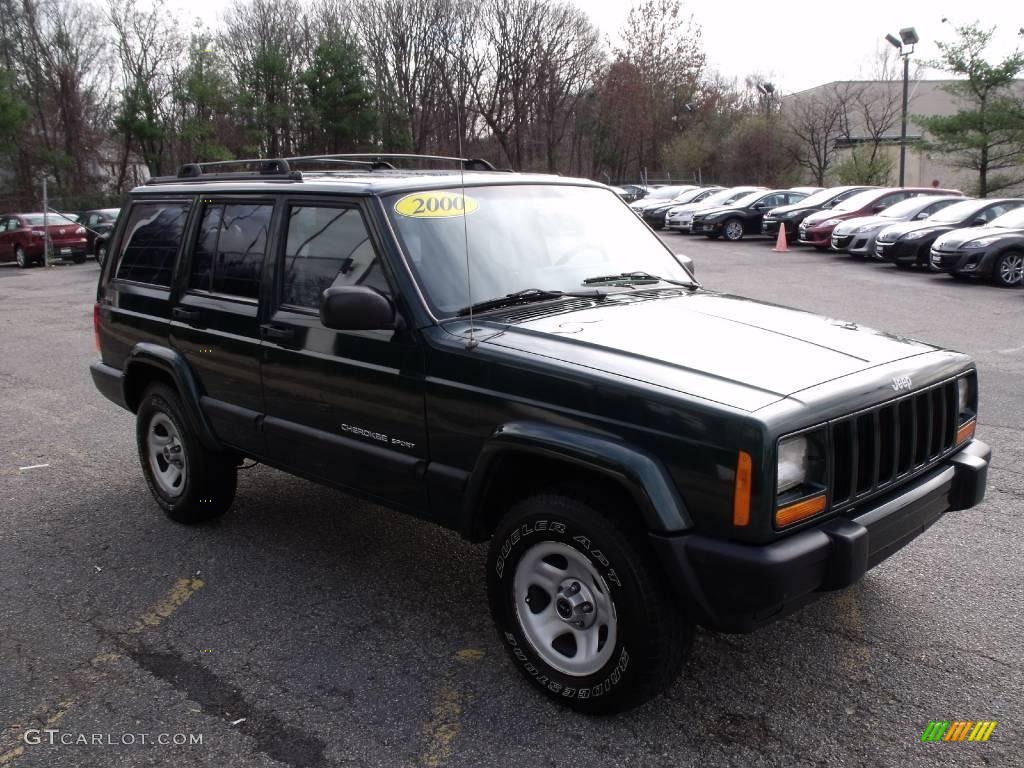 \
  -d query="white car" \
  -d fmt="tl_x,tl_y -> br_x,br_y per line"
629,185 -> 698,213
665,186 -> 766,232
